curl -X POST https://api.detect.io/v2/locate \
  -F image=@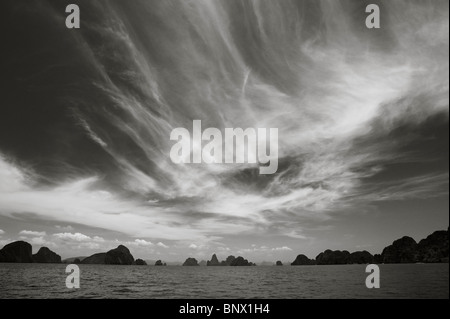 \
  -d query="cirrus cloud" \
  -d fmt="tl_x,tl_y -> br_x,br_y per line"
0,1 -> 447,260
